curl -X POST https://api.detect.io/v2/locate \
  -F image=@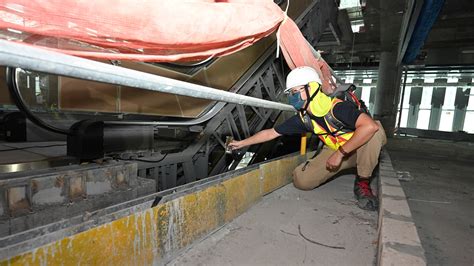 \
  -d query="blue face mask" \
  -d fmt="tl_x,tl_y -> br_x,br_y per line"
288,92 -> 305,110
